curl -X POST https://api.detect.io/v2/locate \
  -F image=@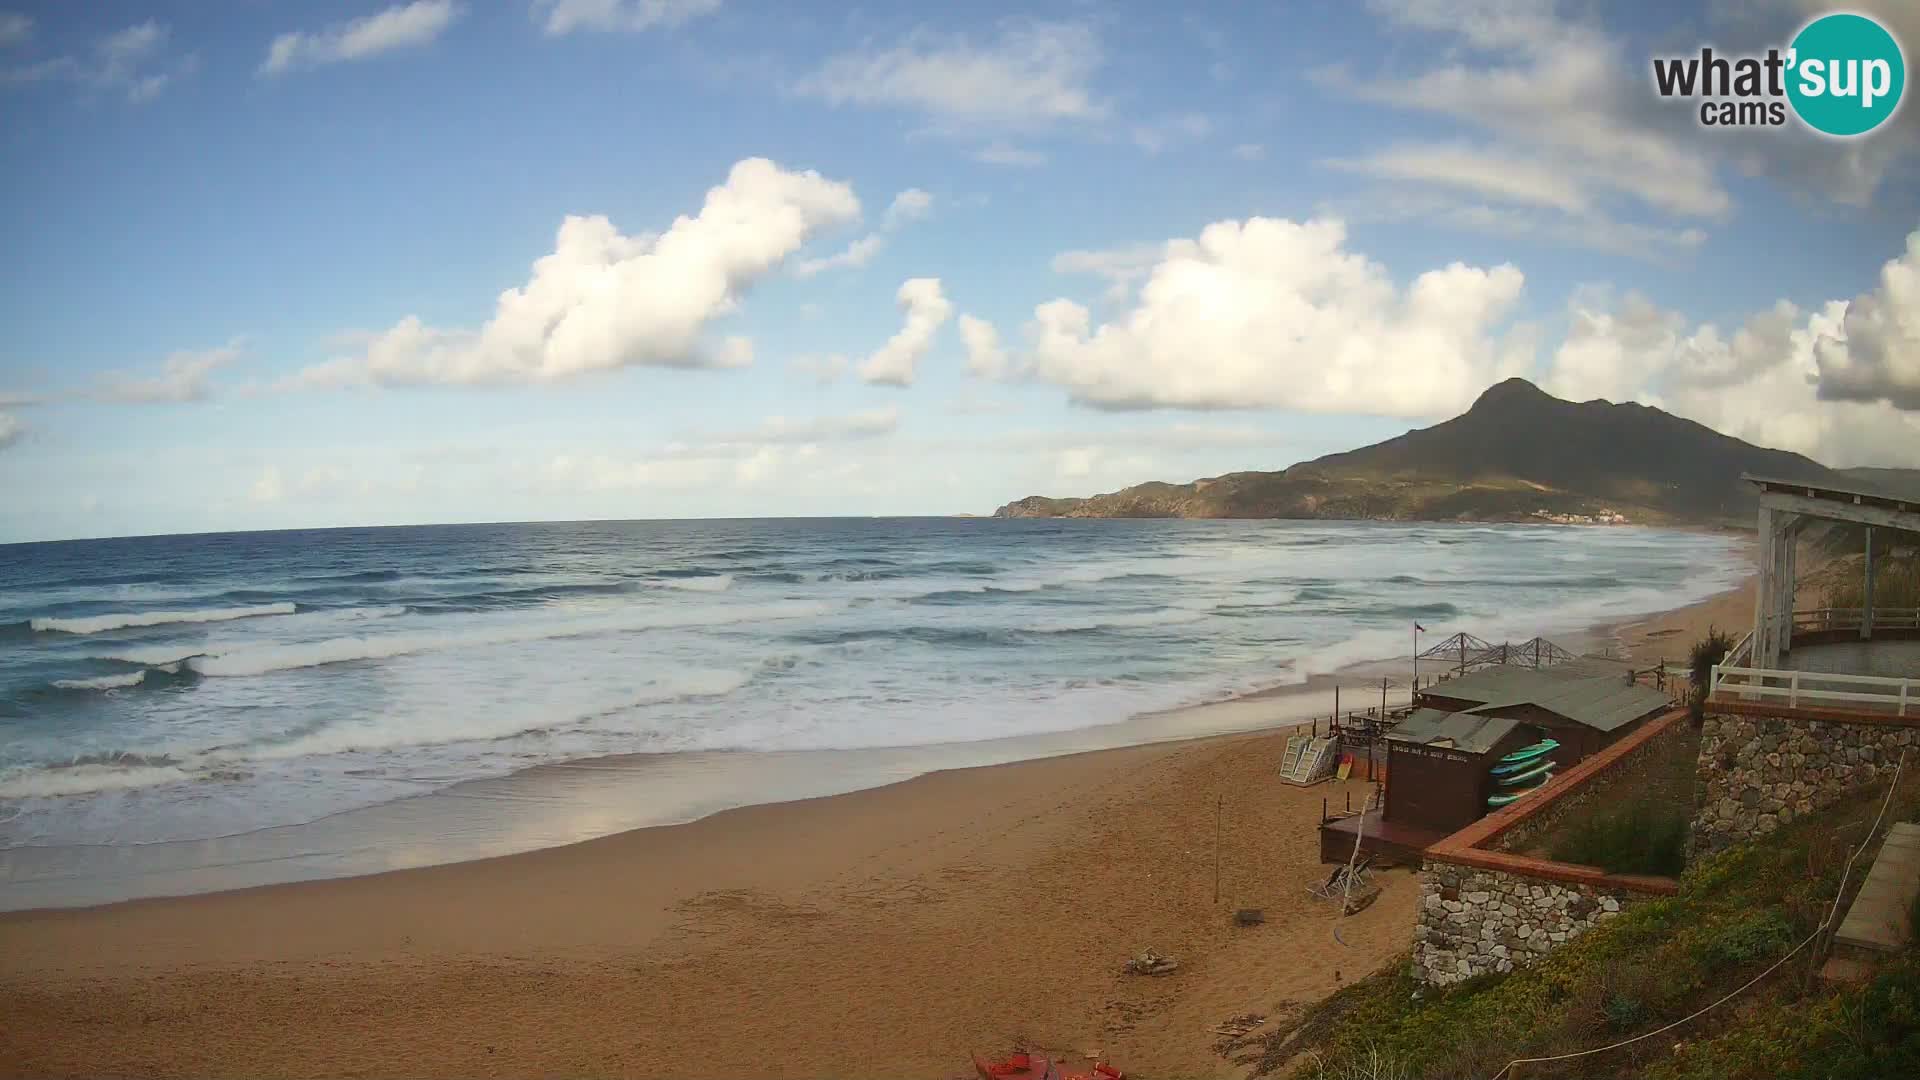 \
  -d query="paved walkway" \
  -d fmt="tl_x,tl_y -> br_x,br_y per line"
1835,822 -> 1920,953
